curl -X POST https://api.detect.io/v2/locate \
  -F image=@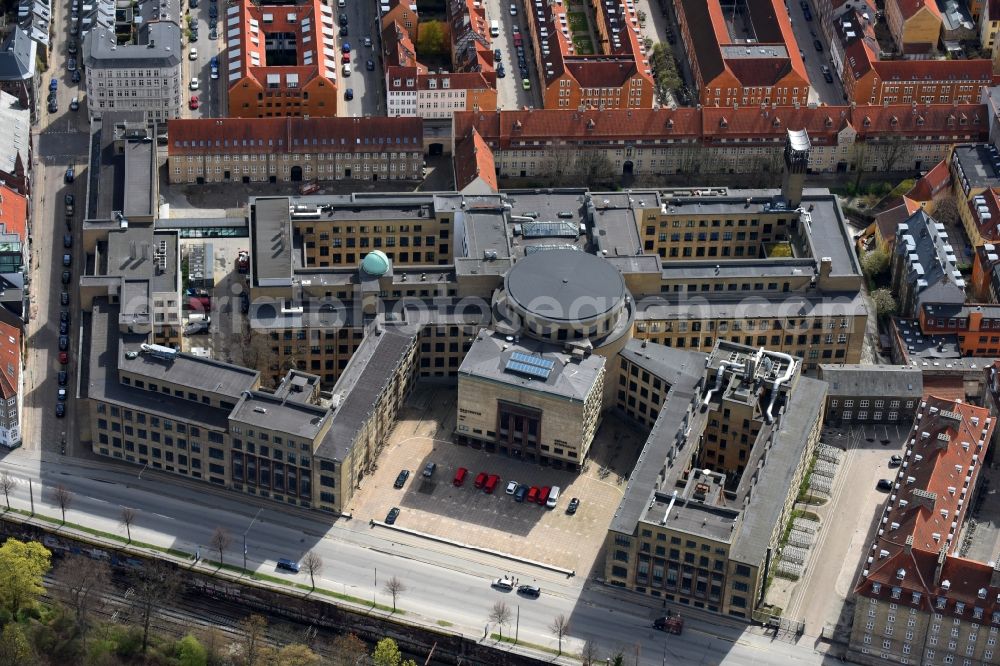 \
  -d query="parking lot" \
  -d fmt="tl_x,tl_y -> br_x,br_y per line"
773,422 -> 910,636
347,386 -> 642,572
